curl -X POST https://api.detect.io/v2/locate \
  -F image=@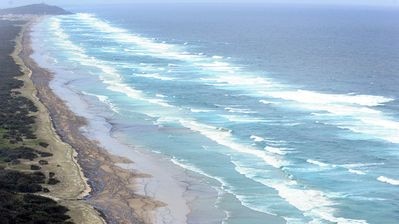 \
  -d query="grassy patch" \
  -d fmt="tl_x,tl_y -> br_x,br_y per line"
0,19 -> 73,224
